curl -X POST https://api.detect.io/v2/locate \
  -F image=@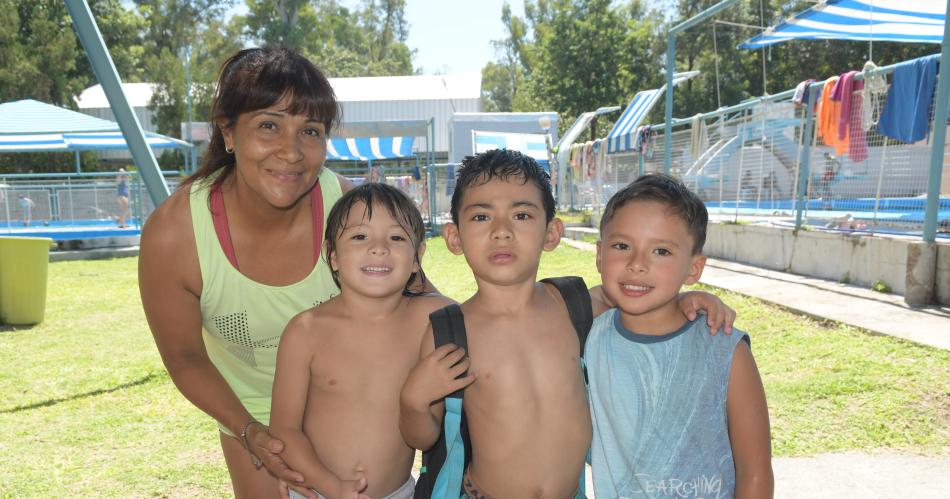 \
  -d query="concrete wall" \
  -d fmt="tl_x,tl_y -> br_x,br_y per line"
704,223 -> 950,306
